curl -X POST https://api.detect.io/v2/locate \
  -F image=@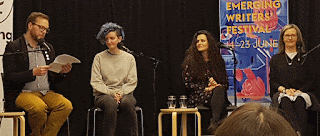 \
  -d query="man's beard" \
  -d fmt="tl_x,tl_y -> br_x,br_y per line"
31,31 -> 42,42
